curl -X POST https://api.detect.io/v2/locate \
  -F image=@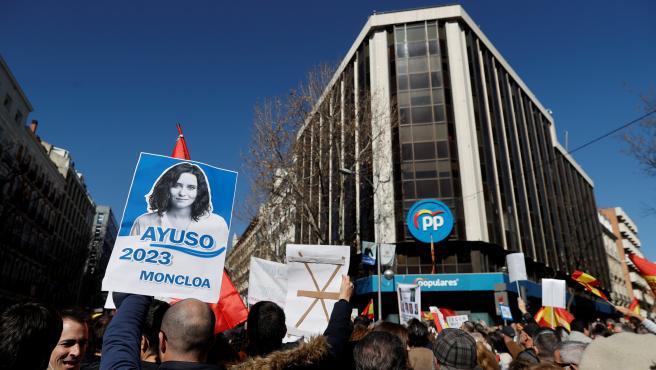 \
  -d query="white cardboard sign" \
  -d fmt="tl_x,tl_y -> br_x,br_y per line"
284,244 -> 350,337
542,278 -> 566,308
506,253 -> 527,282
379,243 -> 396,266
102,153 -> 237,303
247,257 -> 287,308
397,283 -> 421,325
446,314 -> 469,329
